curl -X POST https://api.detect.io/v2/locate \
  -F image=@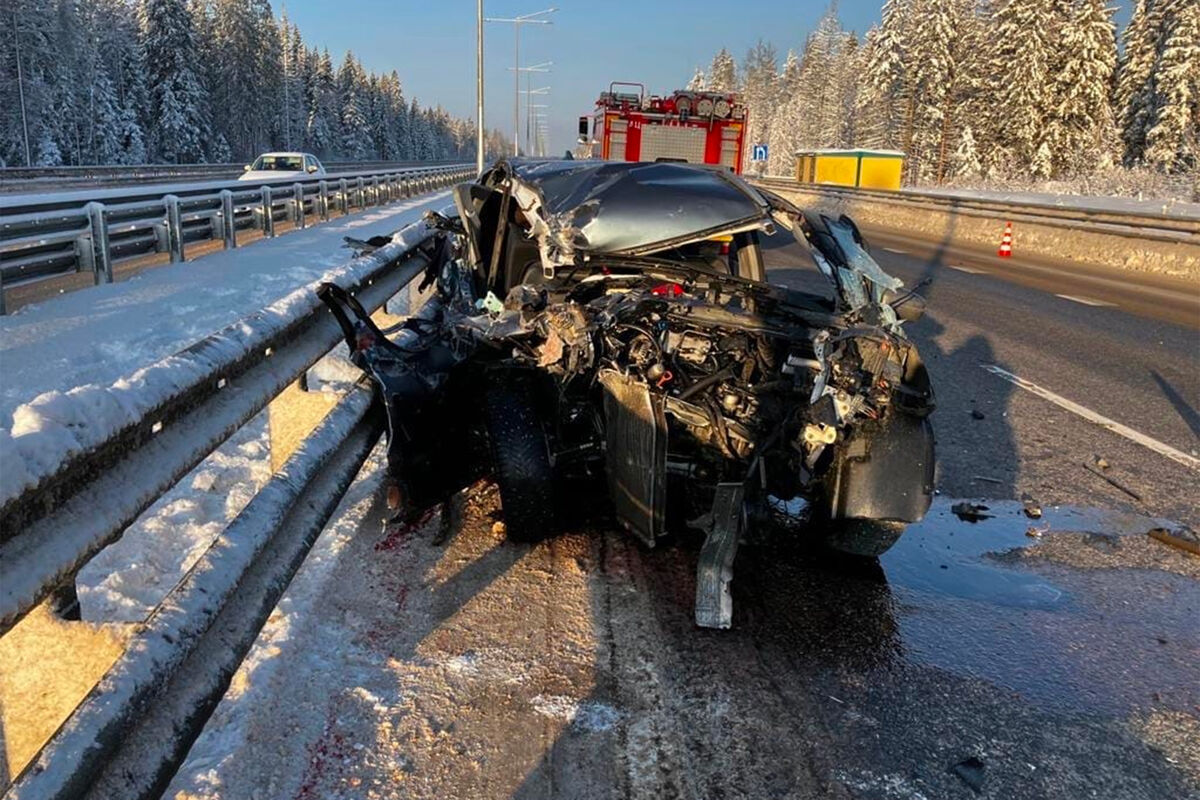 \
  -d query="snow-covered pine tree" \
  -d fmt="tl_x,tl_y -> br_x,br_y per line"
1115,0 -> 1162,165
140,0 -> 210,162
987,0 -> 1057,176
859,0 -> 909,152
907,0 -> 960,182
686,67 -> 707,91
767,50 -> 802,174
307,48 -> 339,157
708,49 -> 738,92
1048,0 -> 1119,176
337,53 -> 372,159
950,124 -> 983,177
741,40 -> 778,166
1144,0 -> 1199,171
834,33 -> 863,149
279,17 -> 310,151
90,67 -> 126,164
